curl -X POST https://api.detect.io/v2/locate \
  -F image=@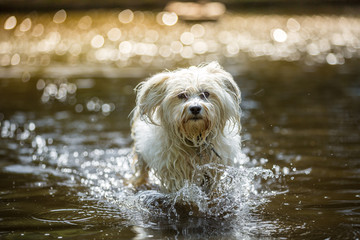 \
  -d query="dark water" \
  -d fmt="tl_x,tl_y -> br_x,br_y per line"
1,10 -> 360,239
